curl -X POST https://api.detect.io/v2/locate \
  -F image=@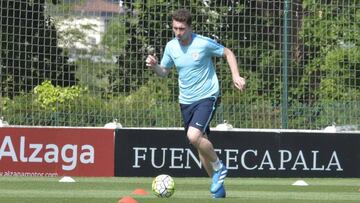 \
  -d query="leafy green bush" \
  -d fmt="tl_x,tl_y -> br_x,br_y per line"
1,79 -> 182,127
